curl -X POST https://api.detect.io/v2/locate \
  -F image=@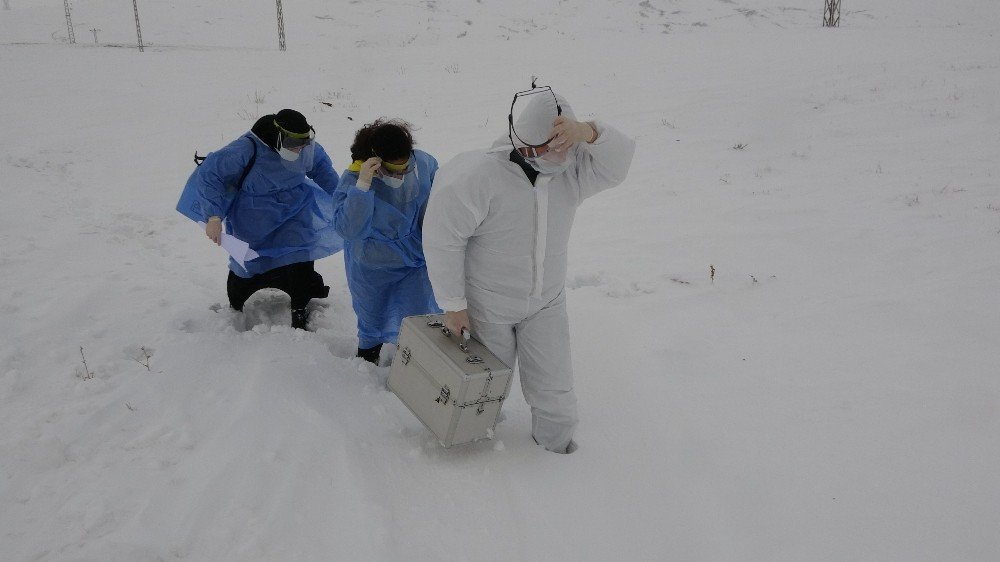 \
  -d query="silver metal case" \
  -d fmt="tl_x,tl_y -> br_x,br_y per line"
388,314 -> 513,447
